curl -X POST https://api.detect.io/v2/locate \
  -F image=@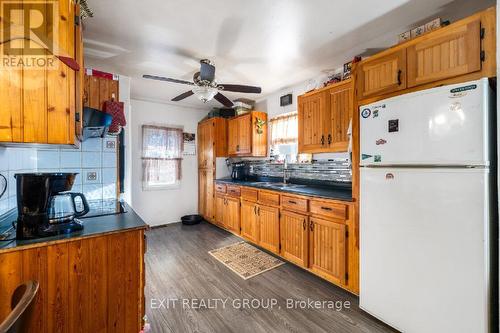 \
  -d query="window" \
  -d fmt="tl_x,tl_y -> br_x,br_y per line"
142,125 -> 183,190
270,112 -> 298,160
